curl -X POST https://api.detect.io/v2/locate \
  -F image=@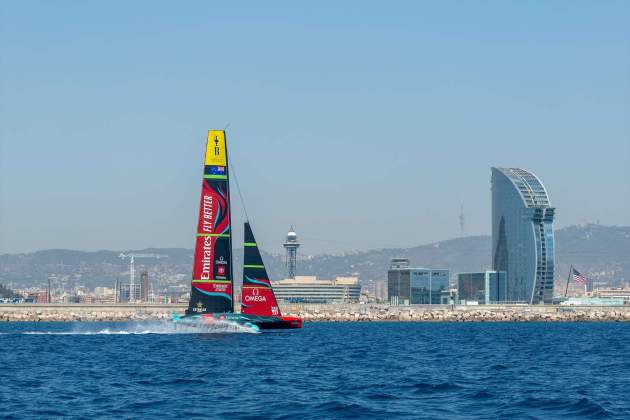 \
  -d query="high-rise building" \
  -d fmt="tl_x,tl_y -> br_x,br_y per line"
140,271 -> 149,302
491,167 -> 555,304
